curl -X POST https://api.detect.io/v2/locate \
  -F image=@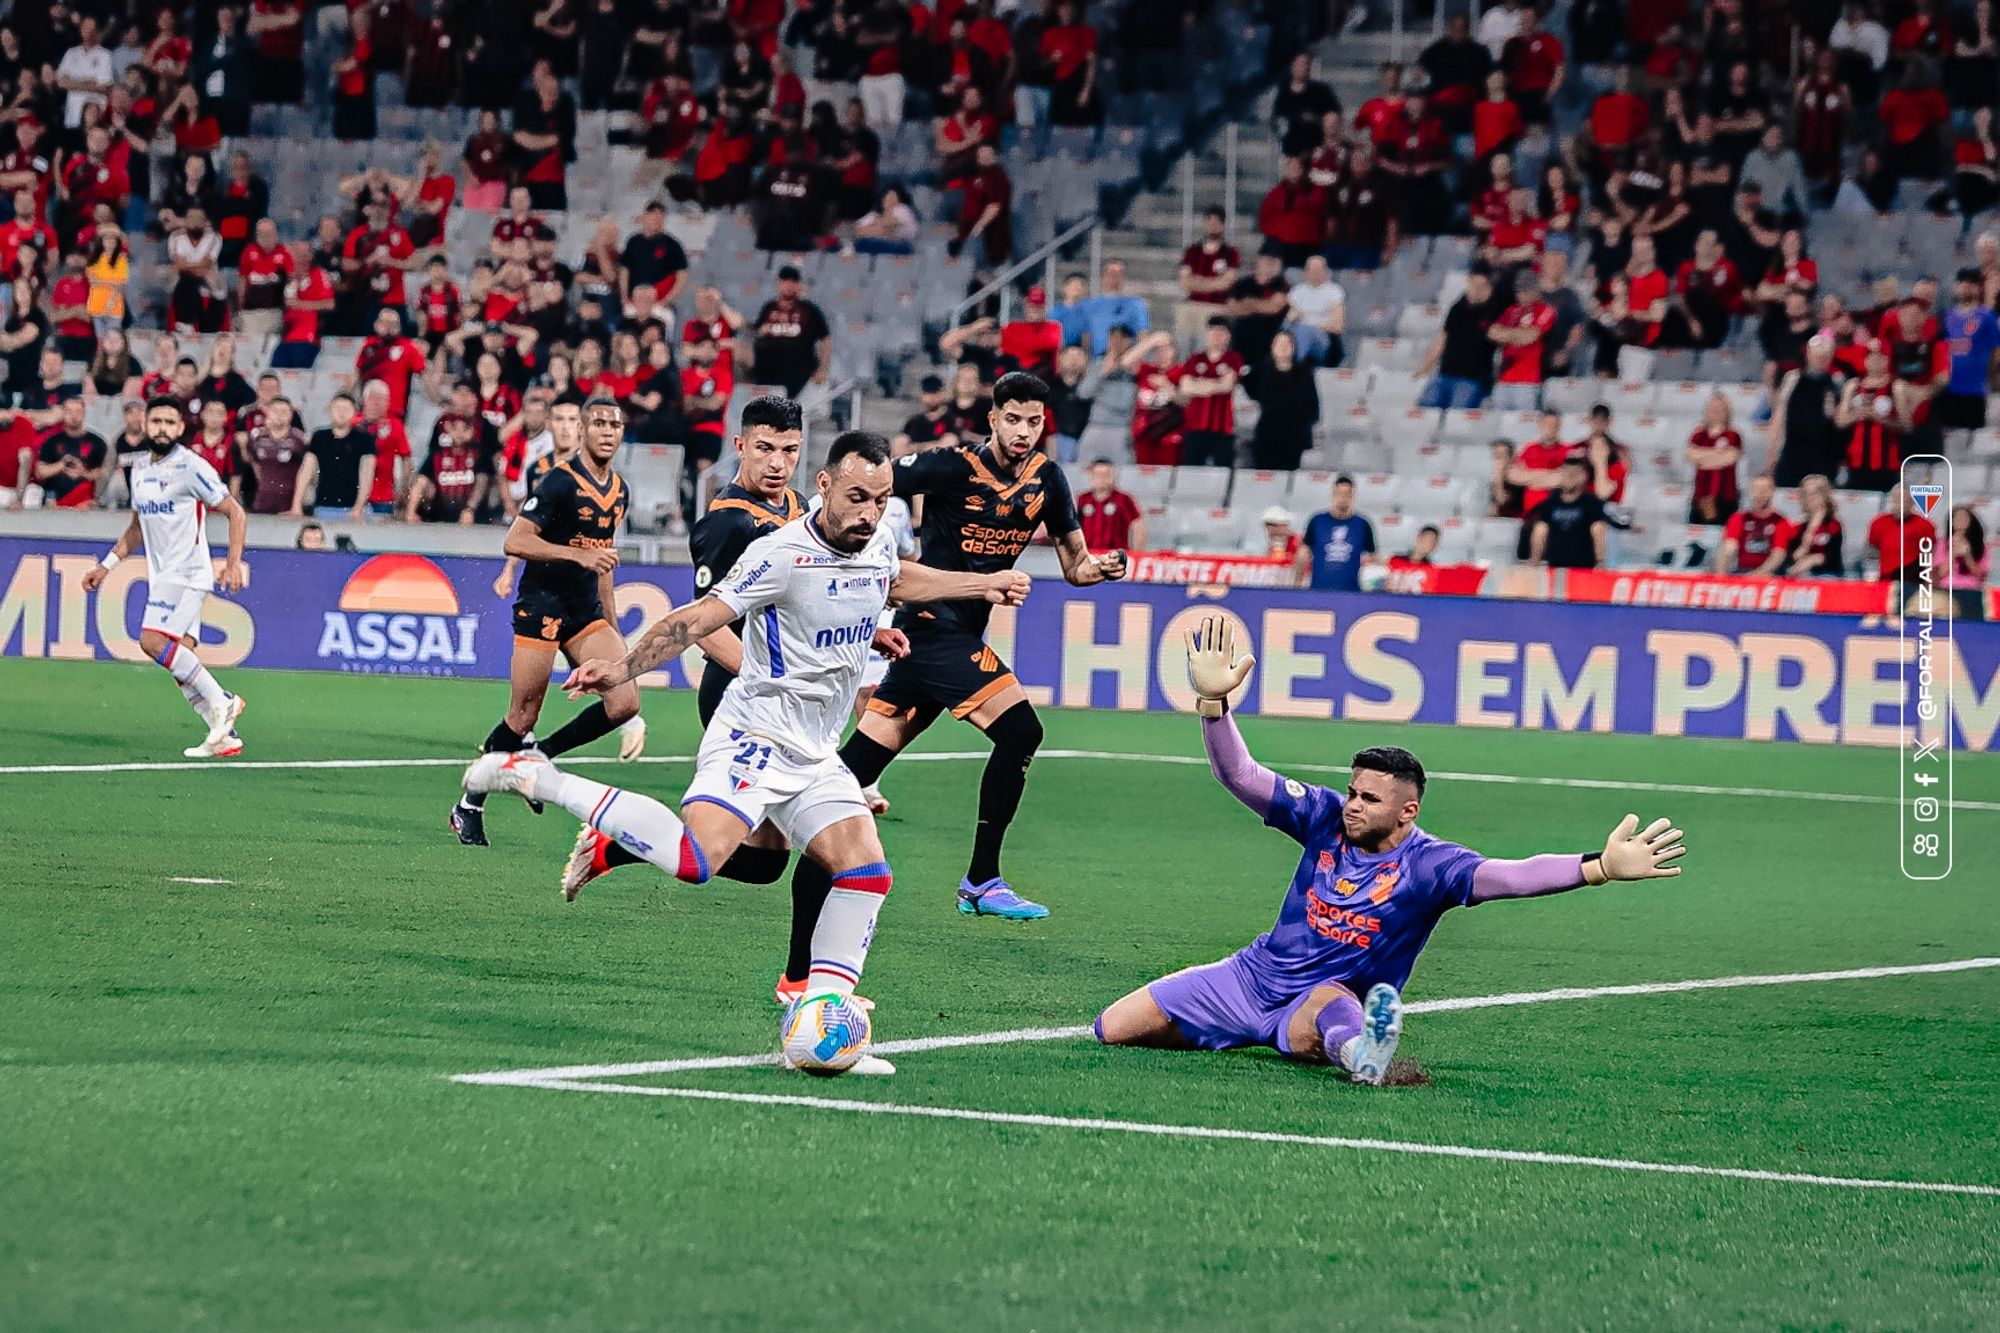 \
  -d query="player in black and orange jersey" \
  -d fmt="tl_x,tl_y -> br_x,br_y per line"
451,396 -> 645,846
773,370 -> 1126,980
